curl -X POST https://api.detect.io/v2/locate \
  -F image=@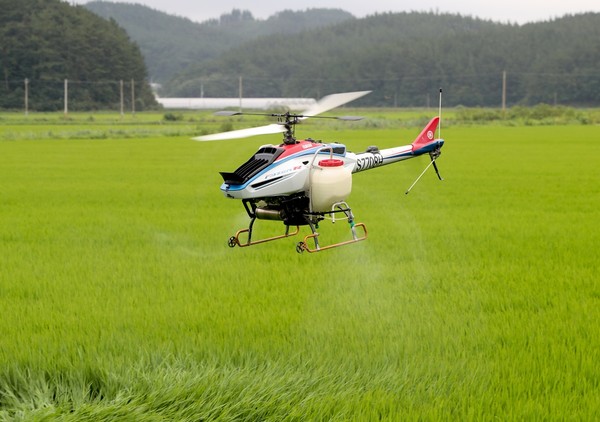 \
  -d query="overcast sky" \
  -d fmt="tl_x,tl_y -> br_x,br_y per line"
69,0 -> 600,24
